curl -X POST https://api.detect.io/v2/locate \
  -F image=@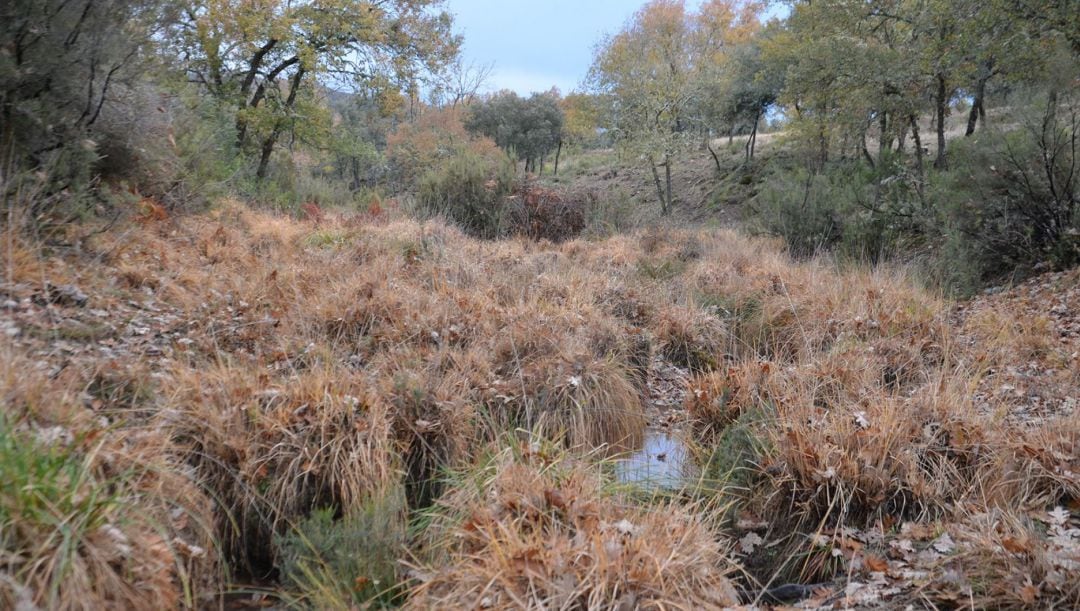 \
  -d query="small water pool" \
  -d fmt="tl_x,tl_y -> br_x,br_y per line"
614,430 -> 697,490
